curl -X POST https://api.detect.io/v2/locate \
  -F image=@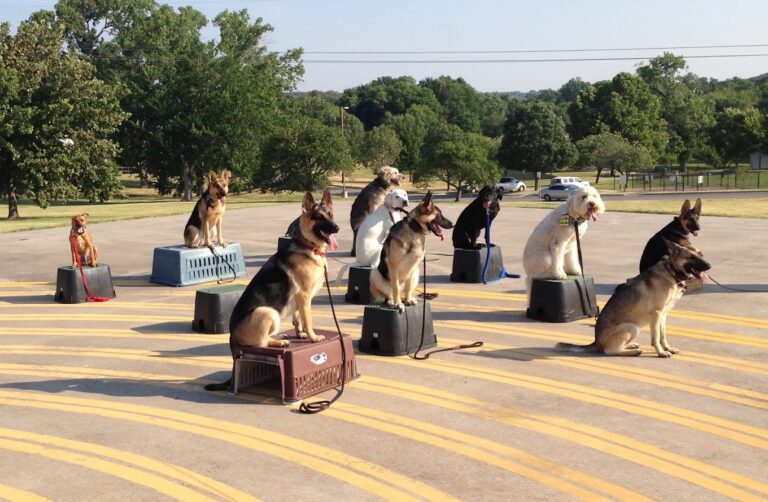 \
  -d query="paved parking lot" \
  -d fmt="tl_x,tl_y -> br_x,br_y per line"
0,198 -> 766,501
